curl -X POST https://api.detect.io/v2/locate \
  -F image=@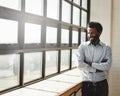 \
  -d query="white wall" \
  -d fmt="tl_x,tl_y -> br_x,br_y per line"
90,0 -> 112,46
91,0 -> 120,96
